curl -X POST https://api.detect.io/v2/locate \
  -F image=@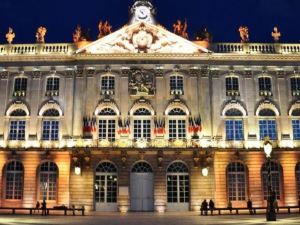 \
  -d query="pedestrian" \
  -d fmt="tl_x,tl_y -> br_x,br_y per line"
273,199 -> 279,213
209,199 -> 215,215
227,200 -> 233,214
202,199 -> 208,216
247,199 -> 253,215
200,201 -> 204,215
34,201 -> 40,214
41,199 -> 47,216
